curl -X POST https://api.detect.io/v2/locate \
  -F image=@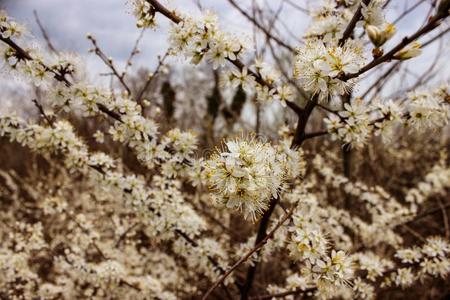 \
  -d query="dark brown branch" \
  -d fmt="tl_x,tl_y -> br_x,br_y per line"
240,198 -> 279,300
202,200 -> 300,299
0,35 -> 66,84
291,96 -> 318,149
342,11 -> 449,81
338,0 -> 371,46
147,0 -> 182,23
363,24 -> 448,100
1,35 -> 36,61
290,0 -> 374,149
